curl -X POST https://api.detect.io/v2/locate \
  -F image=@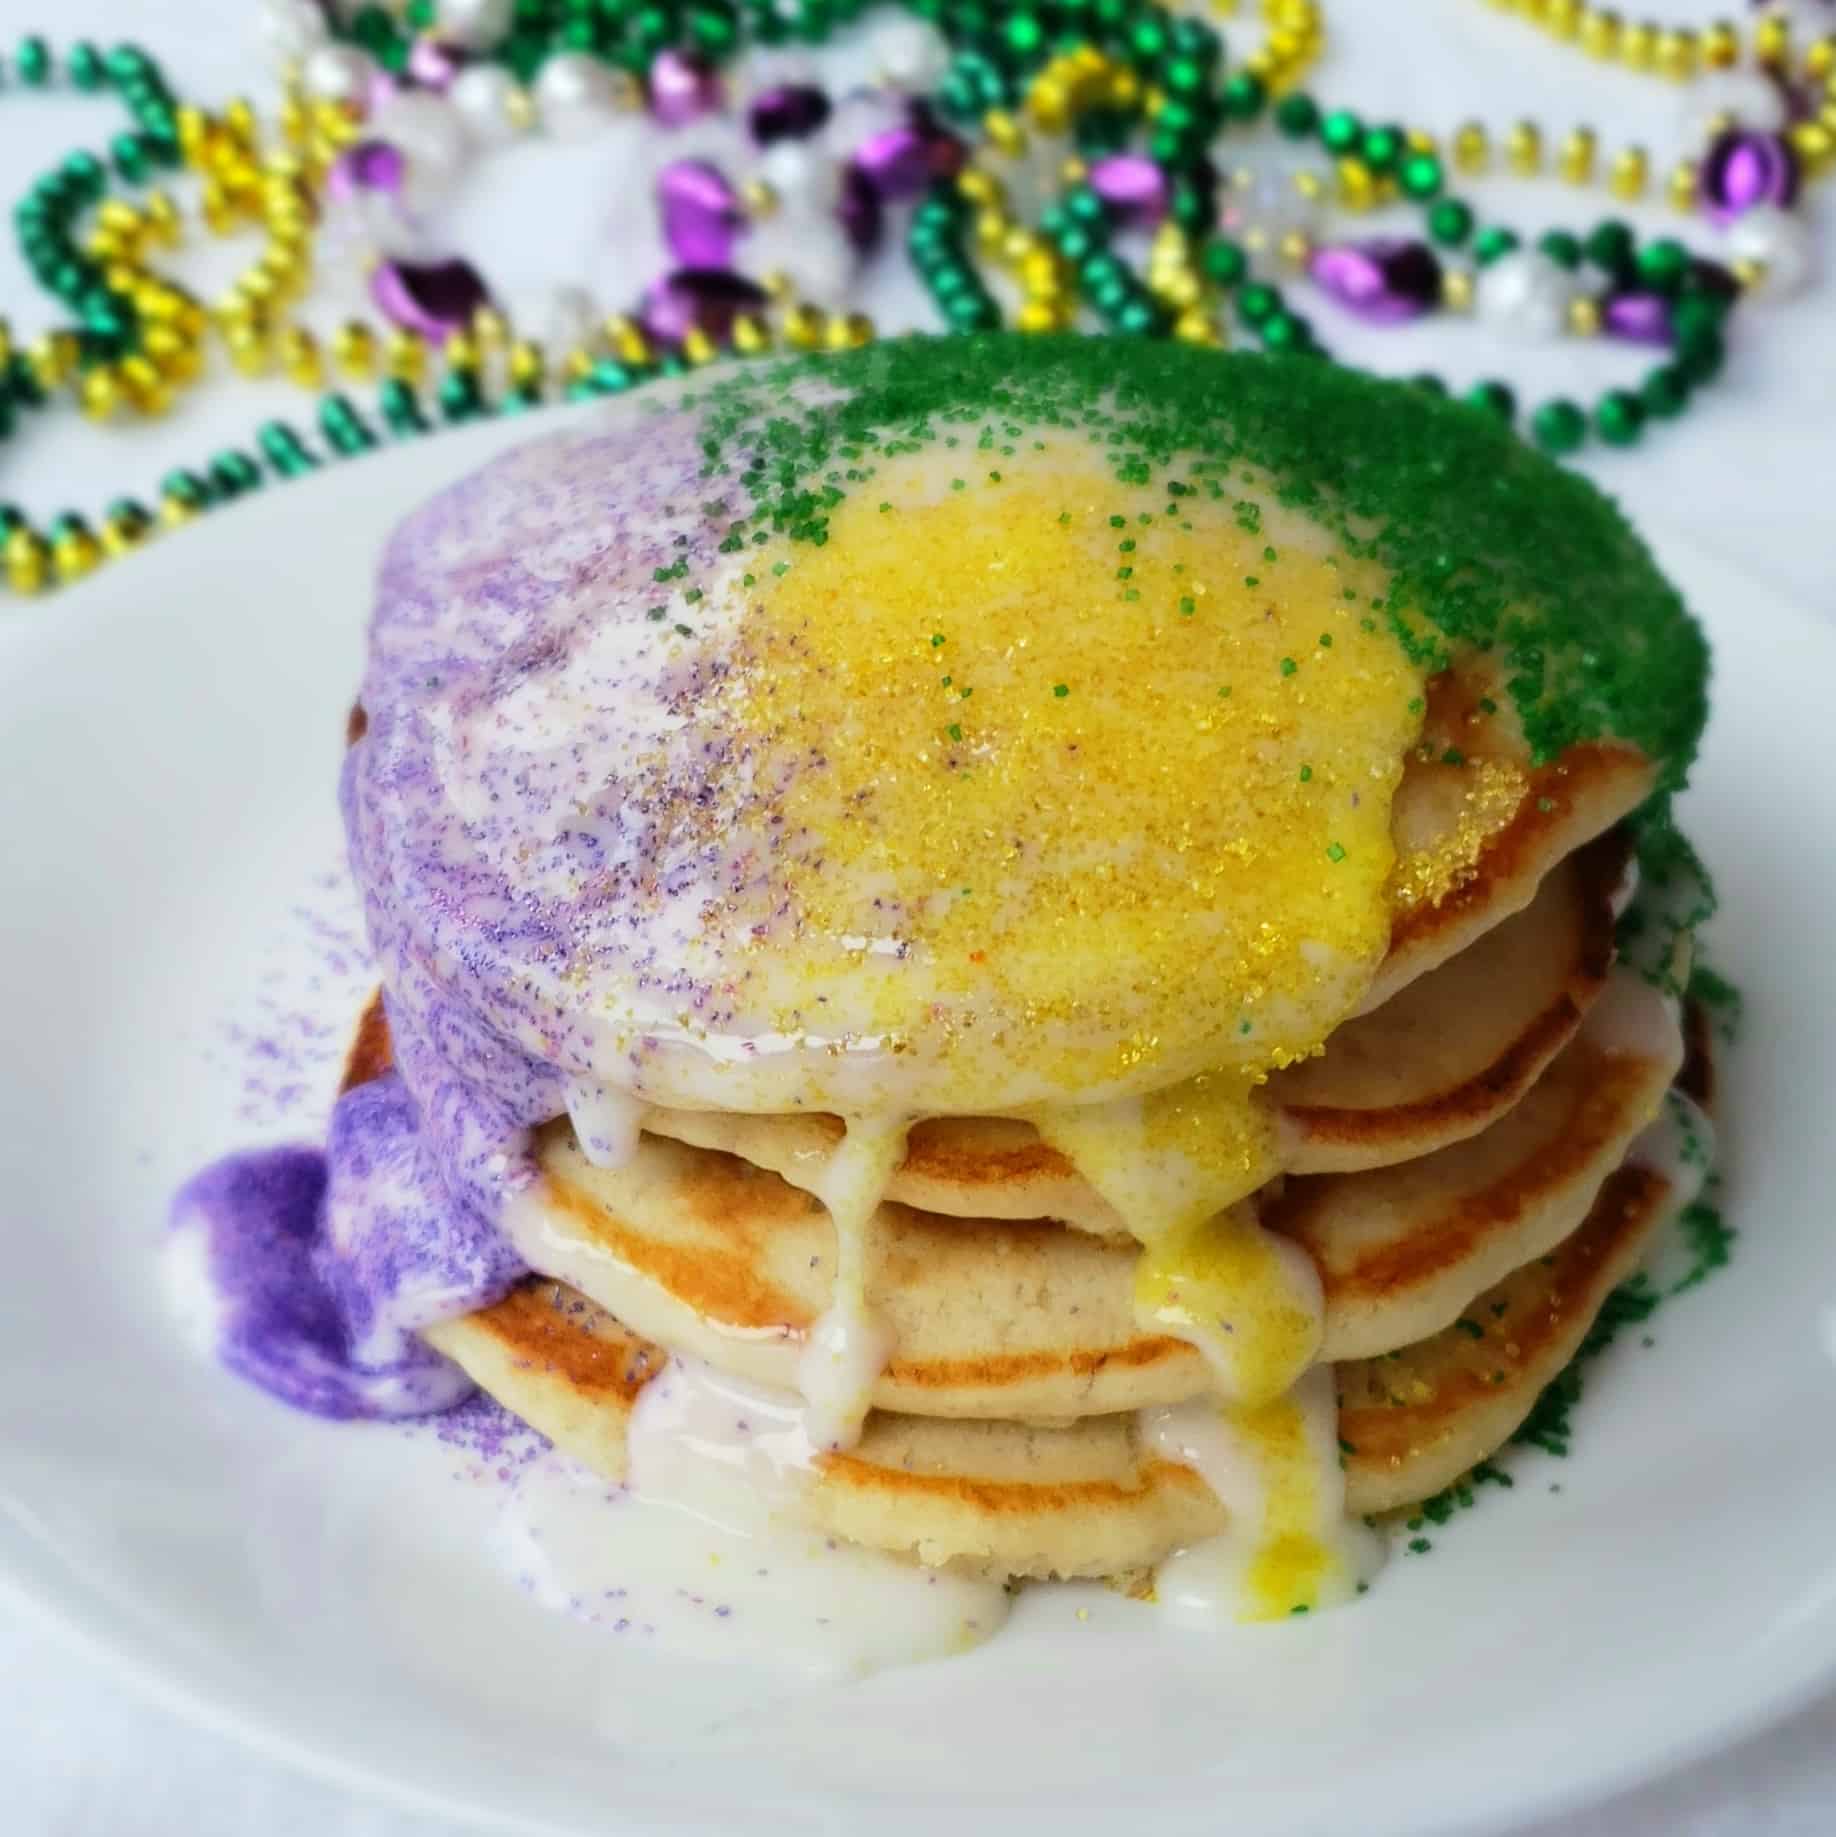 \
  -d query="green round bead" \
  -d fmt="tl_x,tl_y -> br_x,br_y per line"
1127,16 -> 1169,63
1531,398 -> 1586,455
62,151 -> 105,198
1201,237 -> 1248,287
111,132 -> 153,183
1360,124 -> 1402,172
1003,11 -> 1046,58
1116,299 -> 1159,335
1169,176 -> 1212,233
1427,198 -> 1473,246
1473,226 -> 1520,267
1259,310 -> 1307,351
1236,282 -> 1280,325
67,42 -> 104,90
1640,364 -> 1691,419
1410,373 -> 1448,395
1636,236 -> 1691,295
1676,322 -> 1725,382
1221,71 -> 1266,120
1584,218 -> 1635,273
1161,54 -> 1206,98
1319,109 -> 1361,154
1670,292 -> 1727,342
161,467 -> 210,508
1538,229 -> 1582,270
1274,93 -> 1319,139
1594,389 -> 1645,447
1465,379 -> 1516,422
689,4 -> 739,53
1399,151 -> 1443,199
17,36 -> 52,85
